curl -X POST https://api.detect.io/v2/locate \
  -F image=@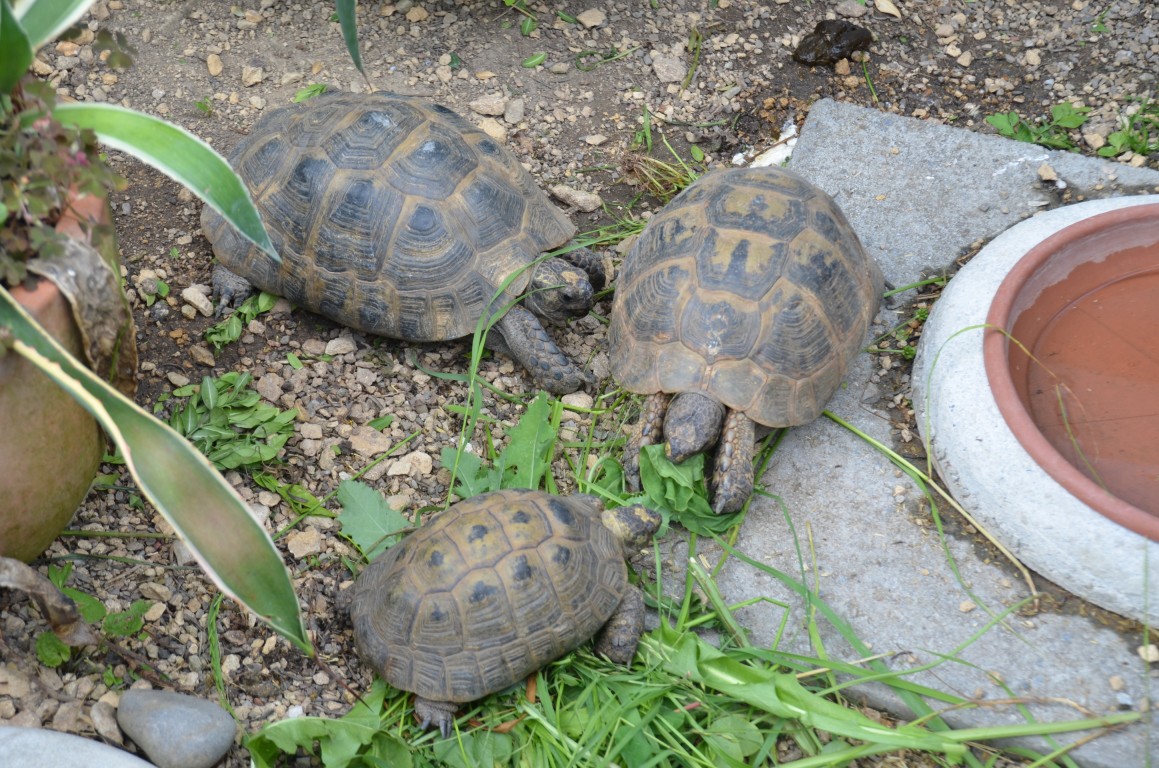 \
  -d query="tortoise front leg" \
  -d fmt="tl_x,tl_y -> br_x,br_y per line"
623,392 -> 671,493
709,409 -> 756,515
211,264 -> 256,314
594,585 -> 645,665
490,305 -> 593,394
